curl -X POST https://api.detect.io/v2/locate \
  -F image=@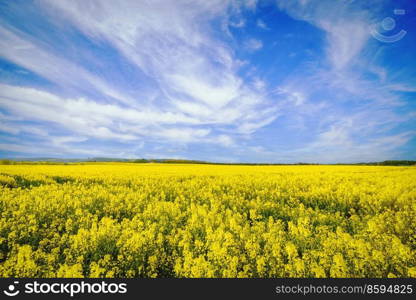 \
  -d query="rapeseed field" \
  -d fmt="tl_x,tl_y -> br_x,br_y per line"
0,163 -> 415,278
